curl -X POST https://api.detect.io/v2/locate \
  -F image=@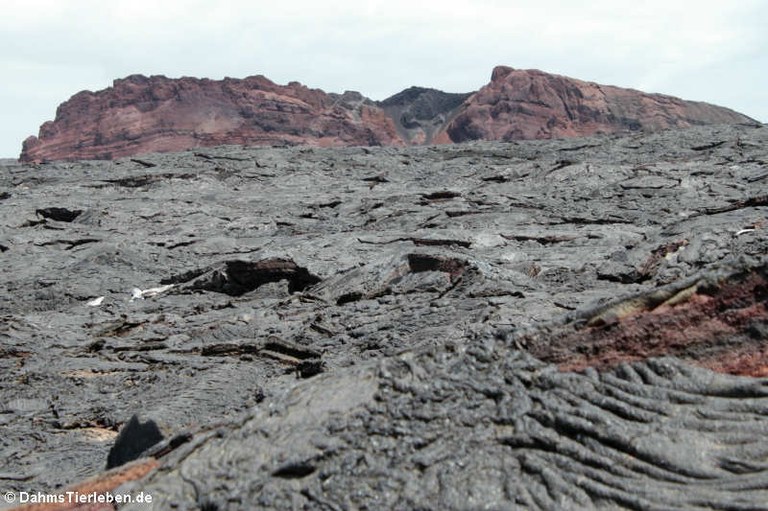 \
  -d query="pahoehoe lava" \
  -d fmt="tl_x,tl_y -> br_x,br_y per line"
1,123 -> 767,510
